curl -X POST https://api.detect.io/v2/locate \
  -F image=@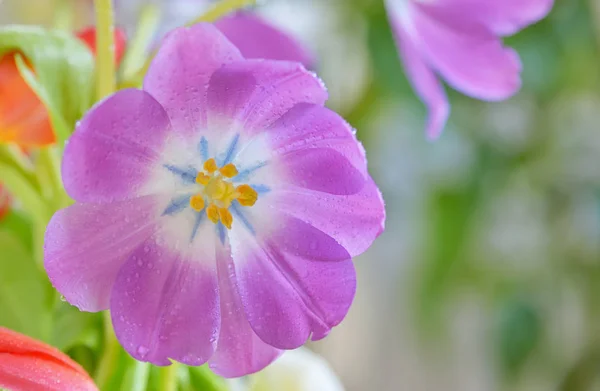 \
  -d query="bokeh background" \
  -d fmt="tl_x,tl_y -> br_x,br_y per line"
2,0 -> 599,390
